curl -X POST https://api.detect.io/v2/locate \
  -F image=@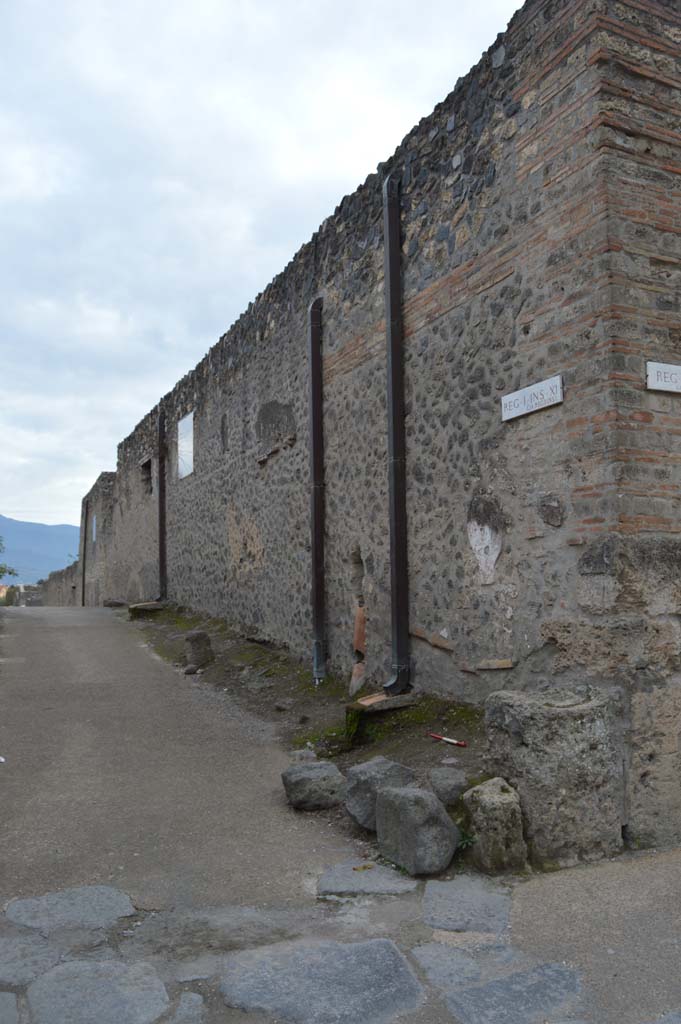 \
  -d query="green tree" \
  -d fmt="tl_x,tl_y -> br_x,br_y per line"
0,536 -> 17,581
